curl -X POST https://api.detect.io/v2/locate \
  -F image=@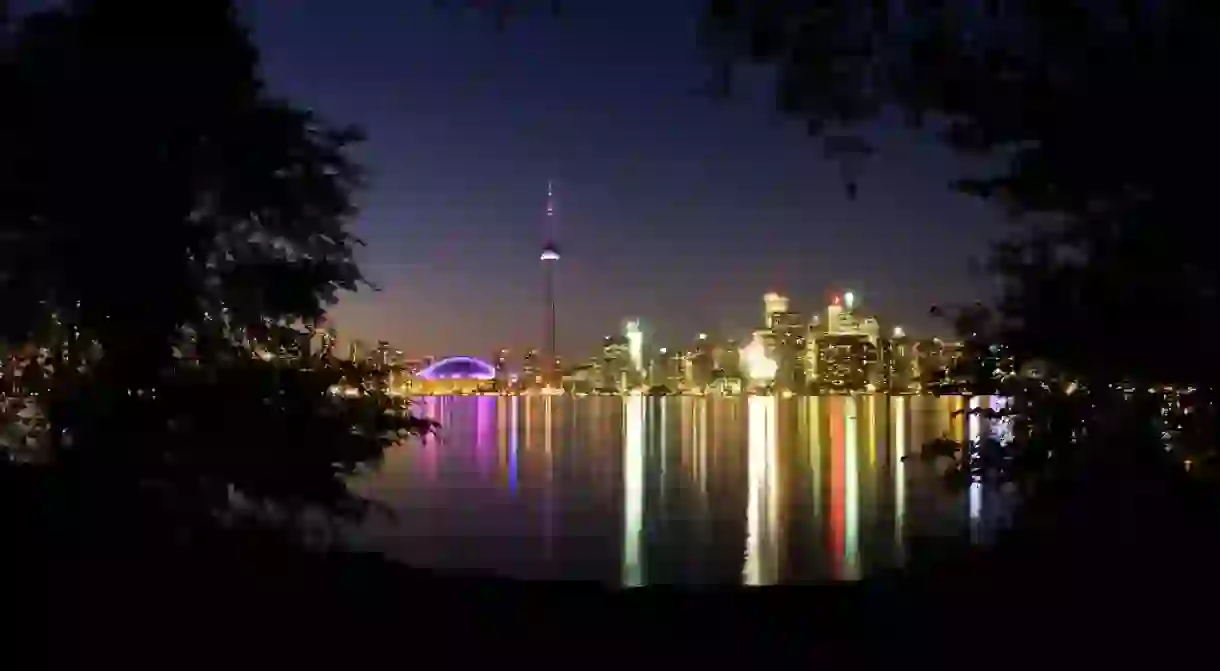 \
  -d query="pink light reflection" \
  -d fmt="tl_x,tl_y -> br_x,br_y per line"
476,396 -> 495,480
